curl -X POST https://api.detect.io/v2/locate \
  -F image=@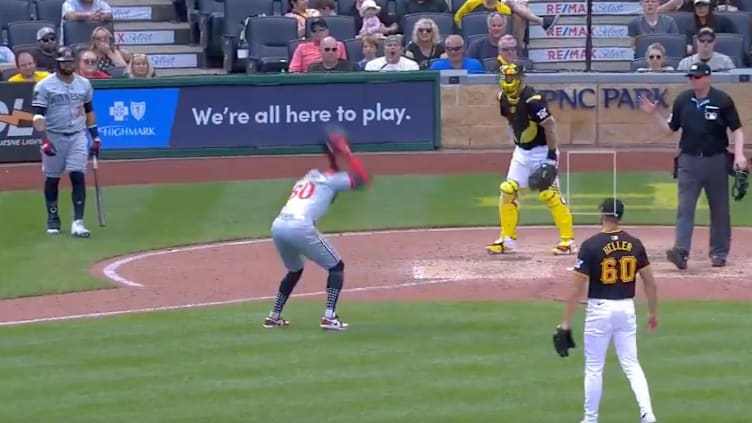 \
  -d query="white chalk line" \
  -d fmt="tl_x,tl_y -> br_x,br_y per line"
5,225 -> 745,327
